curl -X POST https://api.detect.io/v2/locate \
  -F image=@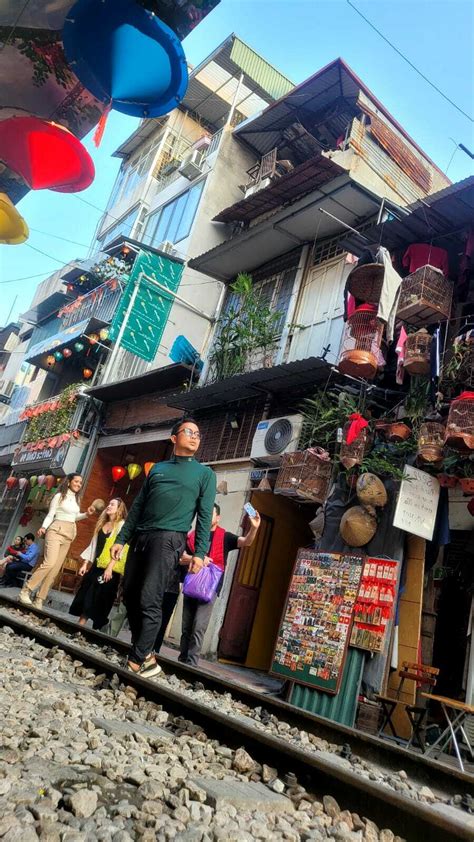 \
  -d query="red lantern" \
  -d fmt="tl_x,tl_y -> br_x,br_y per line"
5,476 -> 17,490
0,116 -> 95,192
144,461 -> 155,477
83,368 -> 93,379
45,475 -> 56,491
112,466 -> 126,483
63,348 -> 73,358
